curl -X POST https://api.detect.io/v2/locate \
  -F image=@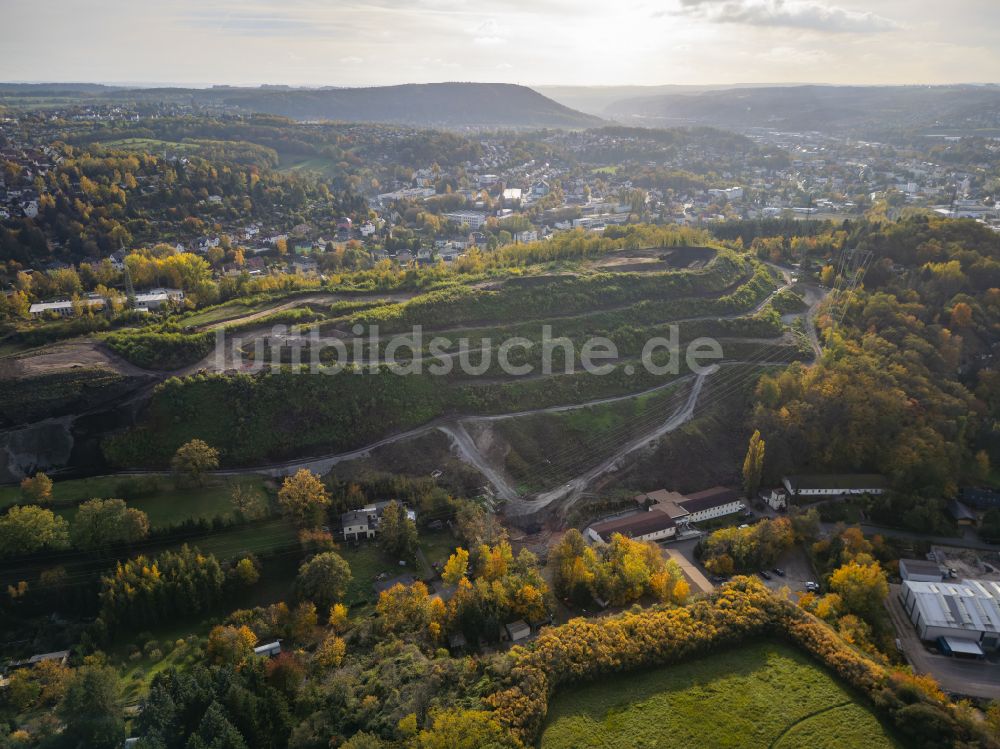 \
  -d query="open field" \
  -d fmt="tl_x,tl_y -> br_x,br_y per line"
1,475 -> 268,529
538,642 -> 902,749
